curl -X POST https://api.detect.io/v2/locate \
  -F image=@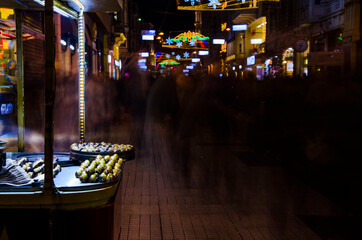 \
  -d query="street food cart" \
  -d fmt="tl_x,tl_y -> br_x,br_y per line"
0,1 -> 131,239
